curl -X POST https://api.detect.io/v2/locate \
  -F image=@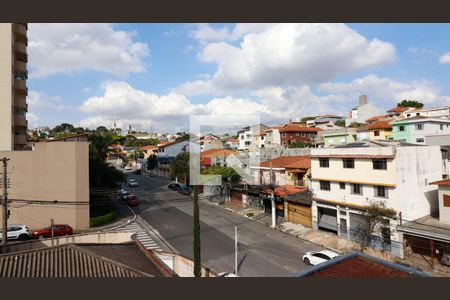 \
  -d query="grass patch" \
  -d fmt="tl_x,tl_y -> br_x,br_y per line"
90,210 -> 118,227
245,212 -> 254,218
218,200 -> 225,205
